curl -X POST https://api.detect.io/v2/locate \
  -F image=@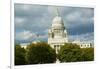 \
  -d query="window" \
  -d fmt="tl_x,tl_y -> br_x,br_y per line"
54,45 -> 56,50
